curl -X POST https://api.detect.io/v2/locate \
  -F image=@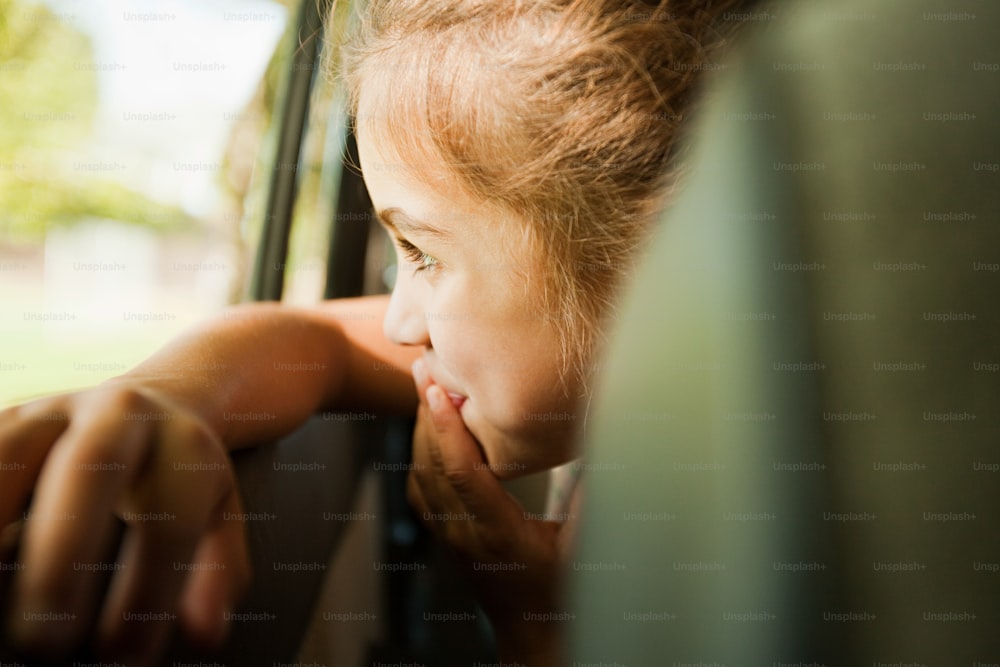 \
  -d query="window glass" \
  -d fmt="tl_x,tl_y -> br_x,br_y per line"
0,0 -> 293,406
280,34 -> 346,306
281,0 -> 398,306
282,2 -> 395,305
